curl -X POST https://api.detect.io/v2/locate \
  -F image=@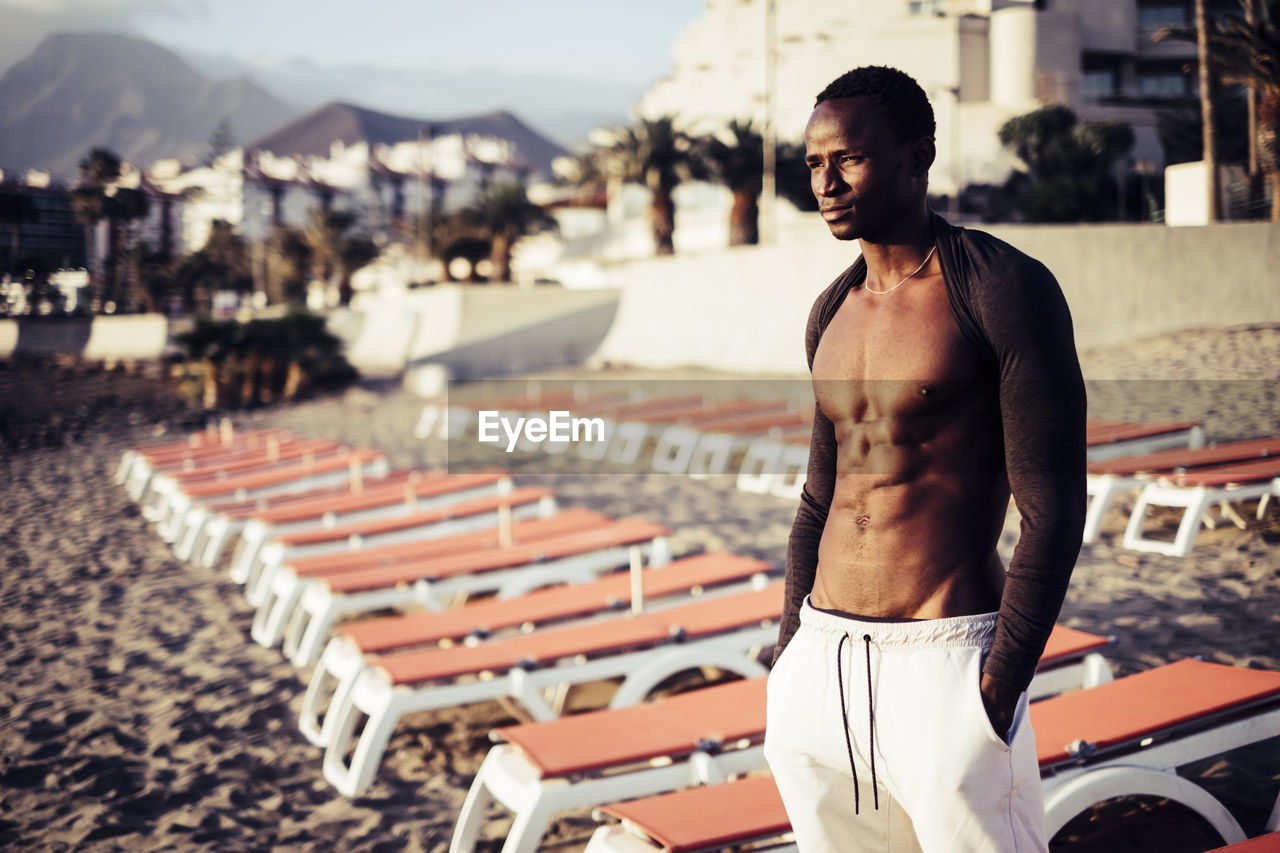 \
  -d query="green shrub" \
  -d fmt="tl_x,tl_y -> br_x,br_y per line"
171,310 -> 357,410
